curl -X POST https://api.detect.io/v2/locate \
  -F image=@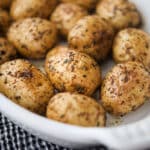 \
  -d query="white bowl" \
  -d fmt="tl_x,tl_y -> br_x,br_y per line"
0,0 -> 150,149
